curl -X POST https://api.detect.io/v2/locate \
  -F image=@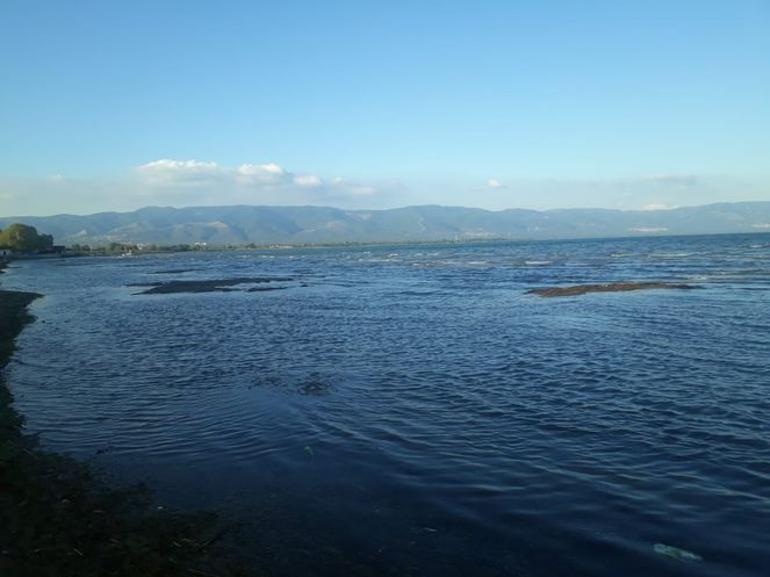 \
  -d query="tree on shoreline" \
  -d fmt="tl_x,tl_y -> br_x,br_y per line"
0,224 -> 54,252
